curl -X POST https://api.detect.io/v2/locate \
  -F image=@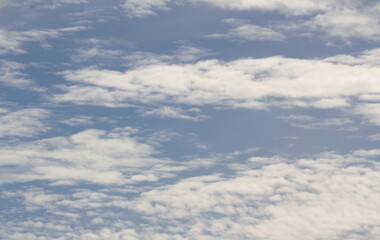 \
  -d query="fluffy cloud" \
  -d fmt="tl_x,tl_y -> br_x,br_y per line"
128,151 -> 380,239
2,150 -> 380,239
54,48 -> 380,123
0,108 -> 50,138
0,127 -> 188,185
355,103 -> 380,125
121,0 -> 380,41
